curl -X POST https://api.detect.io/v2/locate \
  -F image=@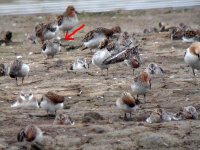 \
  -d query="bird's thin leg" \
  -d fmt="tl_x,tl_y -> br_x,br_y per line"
22,77 -> 24,85
137,95 -> 139,100
124,112 -> 128,121
107,68 -> 109,76
16,77 -> 18,86
132,69 -> 134,75
192,68 -> 195,76
144,94 -> 146,102
101,69 -> 103,76
130,112 -> 132,119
